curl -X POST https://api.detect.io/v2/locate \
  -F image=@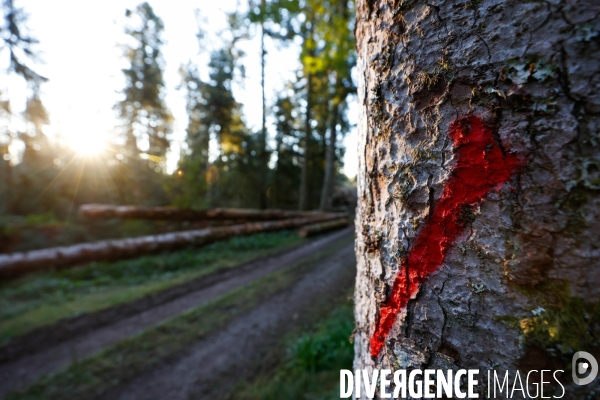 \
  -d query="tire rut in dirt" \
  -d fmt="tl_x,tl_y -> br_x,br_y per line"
102,241 -> 356,400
